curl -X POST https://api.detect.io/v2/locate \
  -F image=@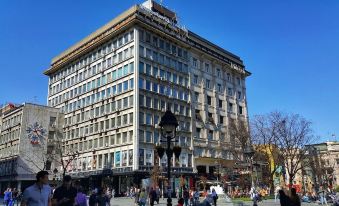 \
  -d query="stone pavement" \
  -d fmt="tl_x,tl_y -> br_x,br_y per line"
0,197 -> 320,206
109,197 -> 320,206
